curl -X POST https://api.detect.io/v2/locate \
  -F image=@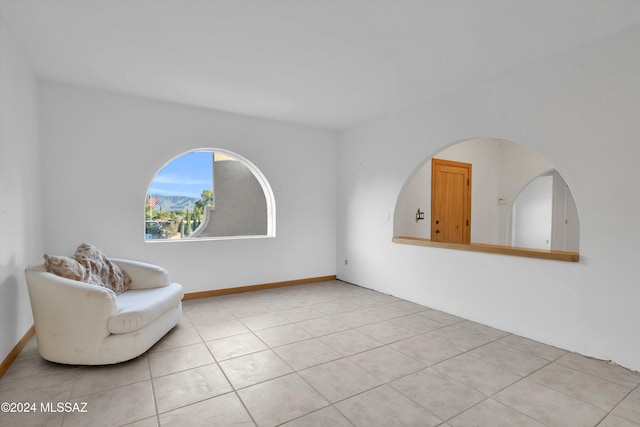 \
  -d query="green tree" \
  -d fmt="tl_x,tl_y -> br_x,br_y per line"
193,205 -> 203,229
195,189 -> 214,209
185,208 -> 191,236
